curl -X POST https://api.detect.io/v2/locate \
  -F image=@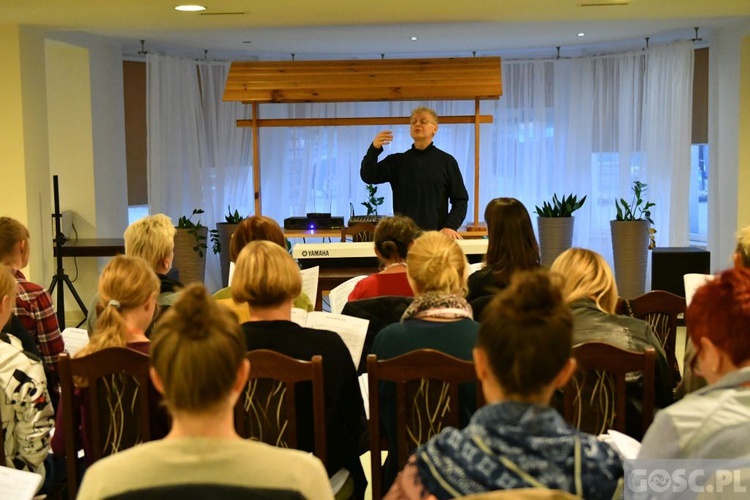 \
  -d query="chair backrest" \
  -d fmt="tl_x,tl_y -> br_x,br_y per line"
235,350 -> 326,467
340,222 -> 377,242
341,296 -> 414,373
59,348 -> 152,499
616,290 -> 685,385
563,342 -> 655,438
367,350 -> 484,500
